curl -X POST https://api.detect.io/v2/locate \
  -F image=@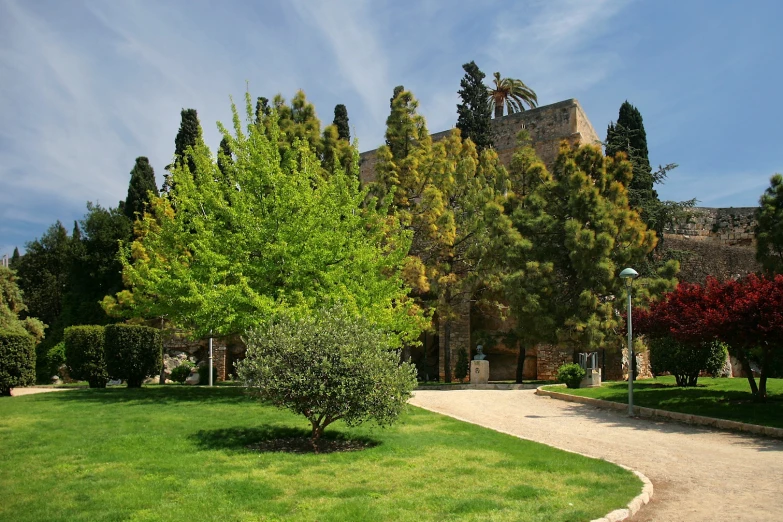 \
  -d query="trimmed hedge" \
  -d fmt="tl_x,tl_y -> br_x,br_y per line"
104,324 -> 162,388
557,363 -> 586,389
64,326 -> 108,388
0,329 -> 36,396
